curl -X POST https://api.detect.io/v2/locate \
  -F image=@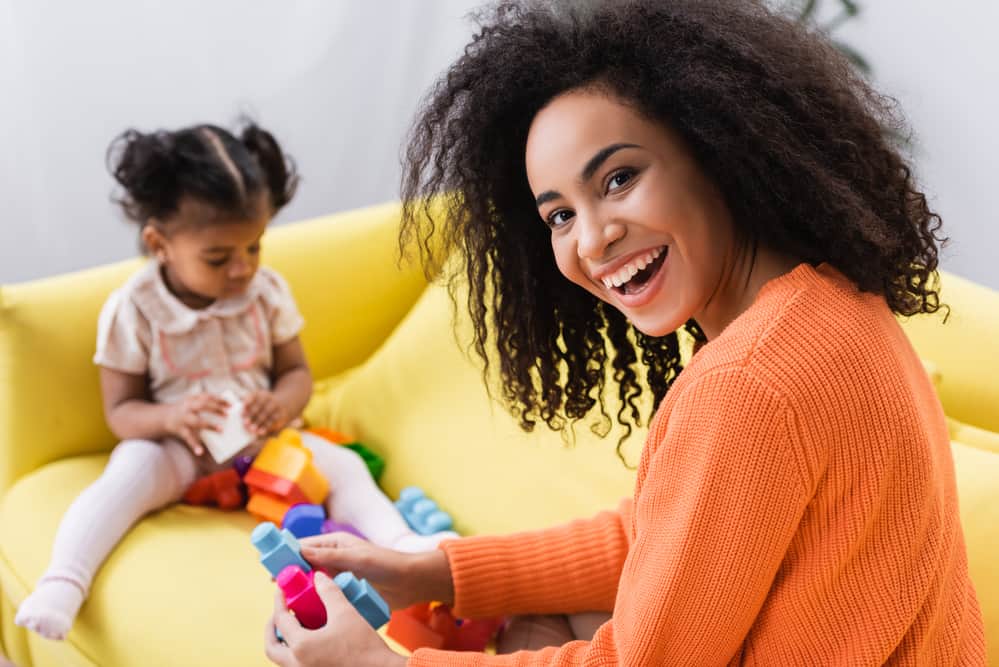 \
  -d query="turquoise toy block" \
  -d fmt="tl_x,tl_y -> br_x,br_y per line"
334,572 -> 390,629
283,503 -> 327,539
395,486 -> 453,535
252,521 -> 311,578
